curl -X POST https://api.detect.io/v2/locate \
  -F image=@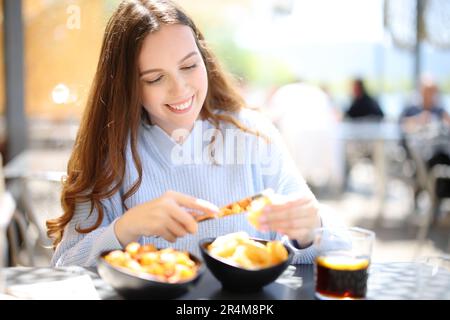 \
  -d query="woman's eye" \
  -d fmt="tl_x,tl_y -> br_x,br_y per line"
146,76 -> 163,84
143,65 -> 196,85
182,64 -> 197,70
